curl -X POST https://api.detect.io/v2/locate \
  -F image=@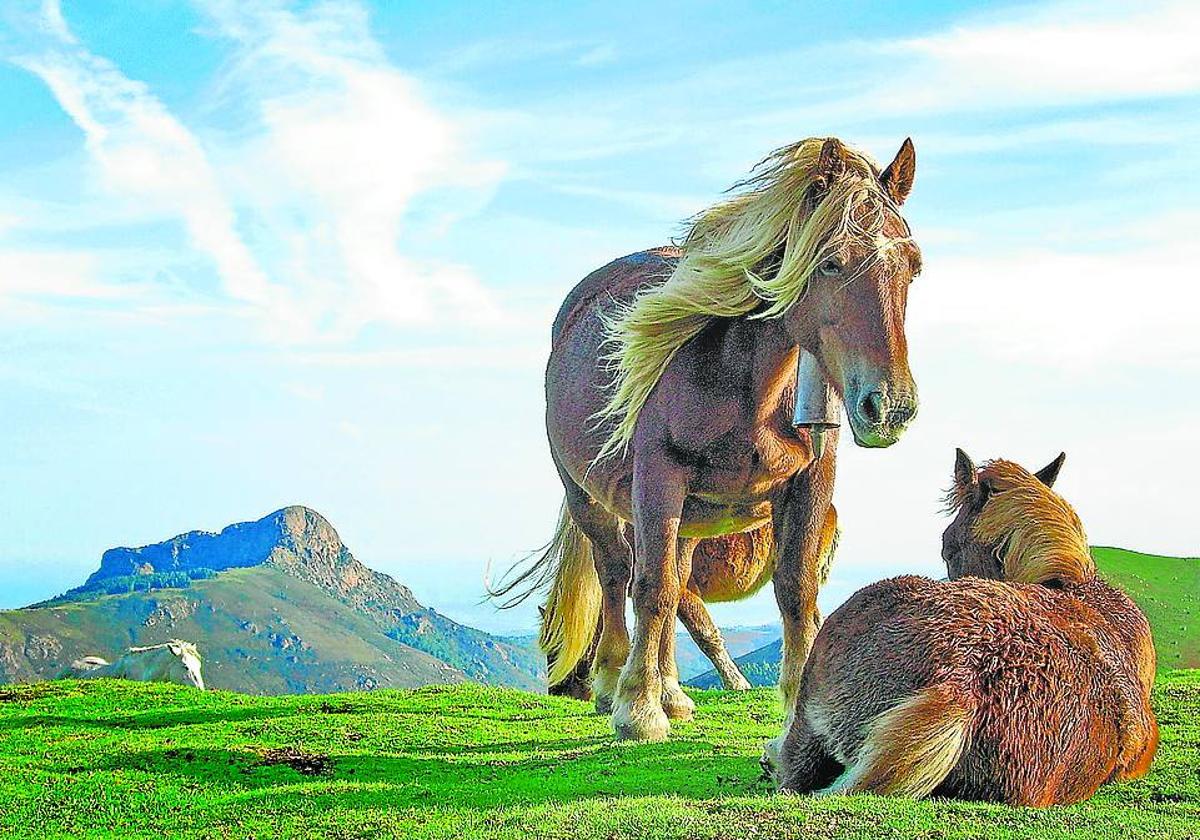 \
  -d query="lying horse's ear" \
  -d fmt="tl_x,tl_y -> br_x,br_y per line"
880,138 -> 916,205
1033,452 -> 1066,488
953,447 -> 976,492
